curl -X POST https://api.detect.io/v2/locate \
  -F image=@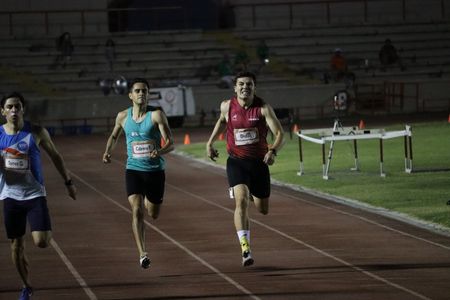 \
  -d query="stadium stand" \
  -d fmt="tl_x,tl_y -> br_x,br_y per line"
0,20 -> 449,128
